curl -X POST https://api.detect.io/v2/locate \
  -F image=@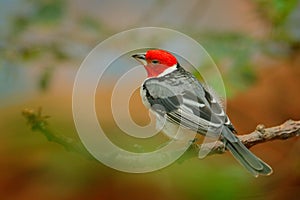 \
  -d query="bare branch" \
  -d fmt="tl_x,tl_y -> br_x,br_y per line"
196,120 -> 300,156
22,108 -> 299,162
